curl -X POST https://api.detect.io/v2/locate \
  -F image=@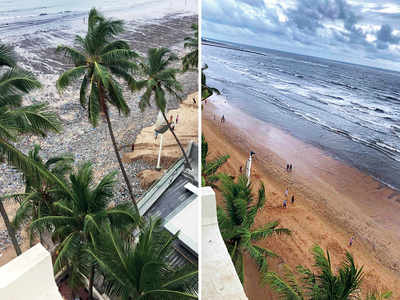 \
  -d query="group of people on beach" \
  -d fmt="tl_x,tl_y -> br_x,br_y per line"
283,187 -> 295,208
170,114 -> 179,129
286,163 -> 293,171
